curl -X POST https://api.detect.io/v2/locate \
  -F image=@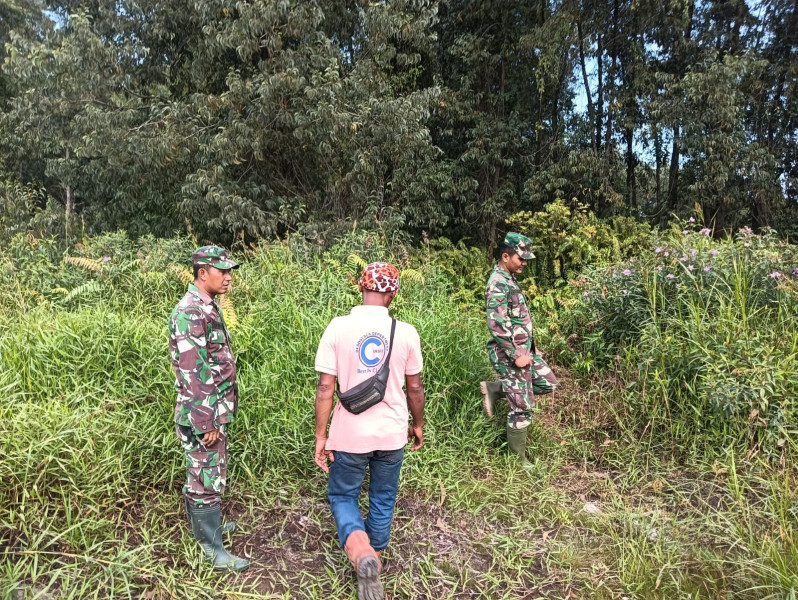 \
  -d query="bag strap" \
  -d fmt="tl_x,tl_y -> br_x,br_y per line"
382,319 -> 397,368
